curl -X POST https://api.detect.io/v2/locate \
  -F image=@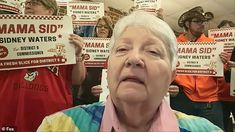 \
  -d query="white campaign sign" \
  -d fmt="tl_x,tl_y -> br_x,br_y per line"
134,0 -> 161,13
67,1 -> 104,26
83,37 -> 110,67
177,42 -> 224,76
0,15 -> 75,70
0,0 -> 21,14
208,28 -> 235,53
